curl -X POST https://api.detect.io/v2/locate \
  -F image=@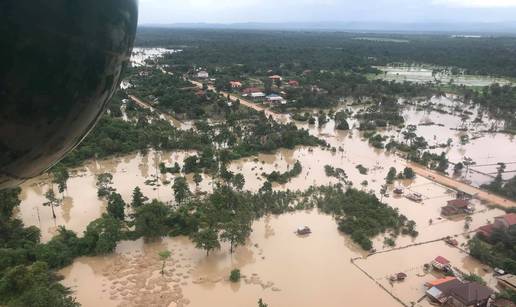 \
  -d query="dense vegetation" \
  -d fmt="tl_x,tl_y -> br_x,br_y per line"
59,92 -> 323,169
136,28 -> 516,78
